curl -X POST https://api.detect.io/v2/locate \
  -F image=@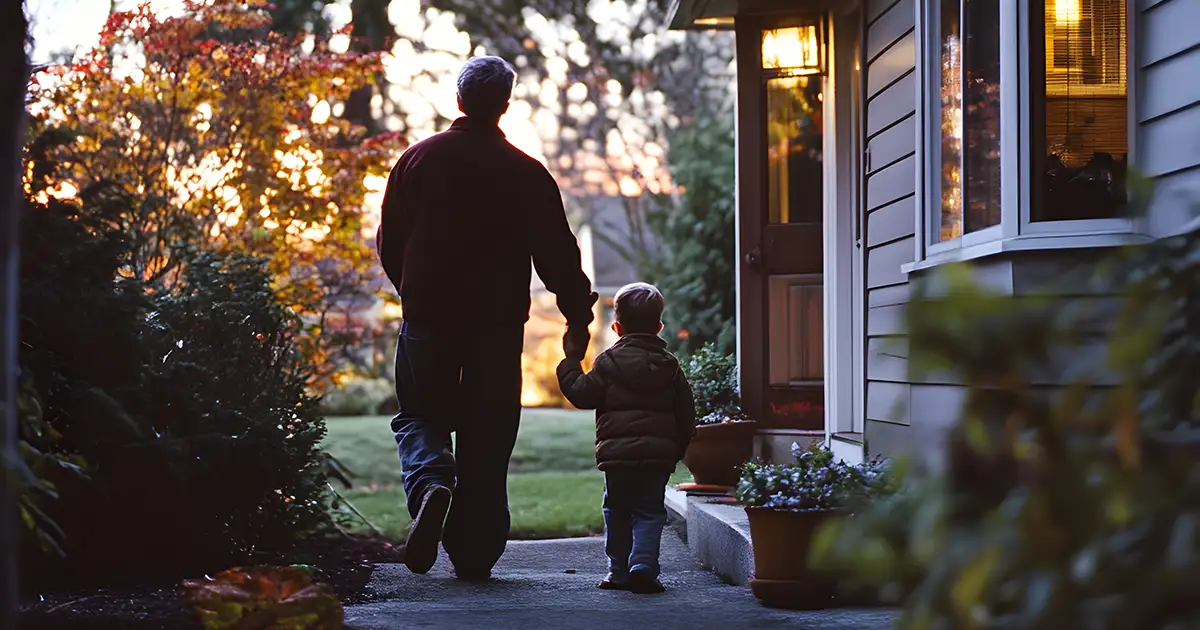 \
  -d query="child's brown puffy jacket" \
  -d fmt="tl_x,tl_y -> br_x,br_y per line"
556,334 -> 695,473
